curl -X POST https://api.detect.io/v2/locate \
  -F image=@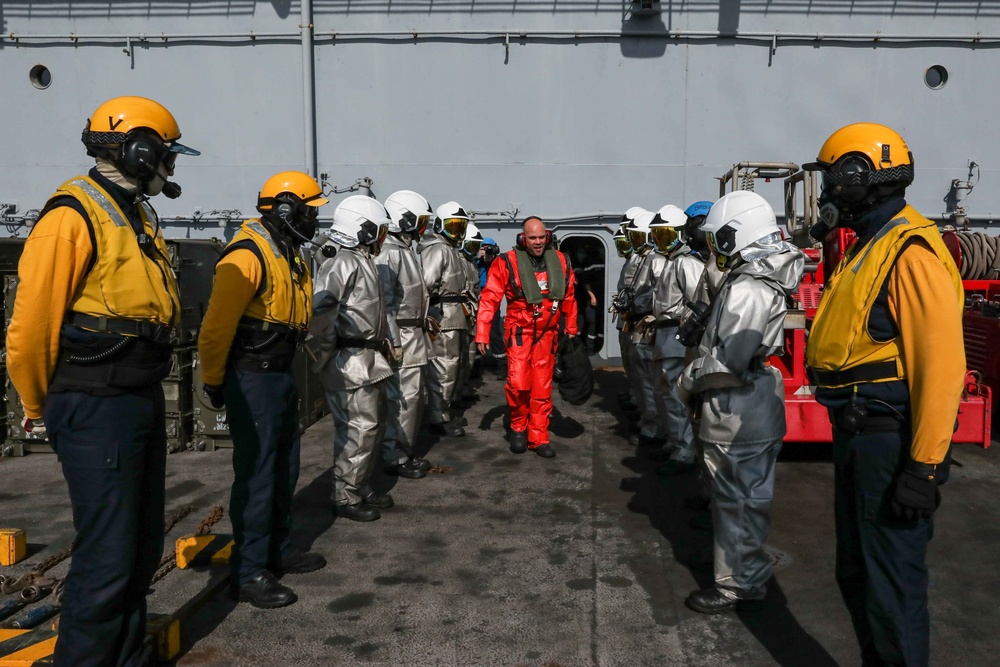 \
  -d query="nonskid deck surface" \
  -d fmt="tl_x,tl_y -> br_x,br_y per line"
1,366 -> 997,666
